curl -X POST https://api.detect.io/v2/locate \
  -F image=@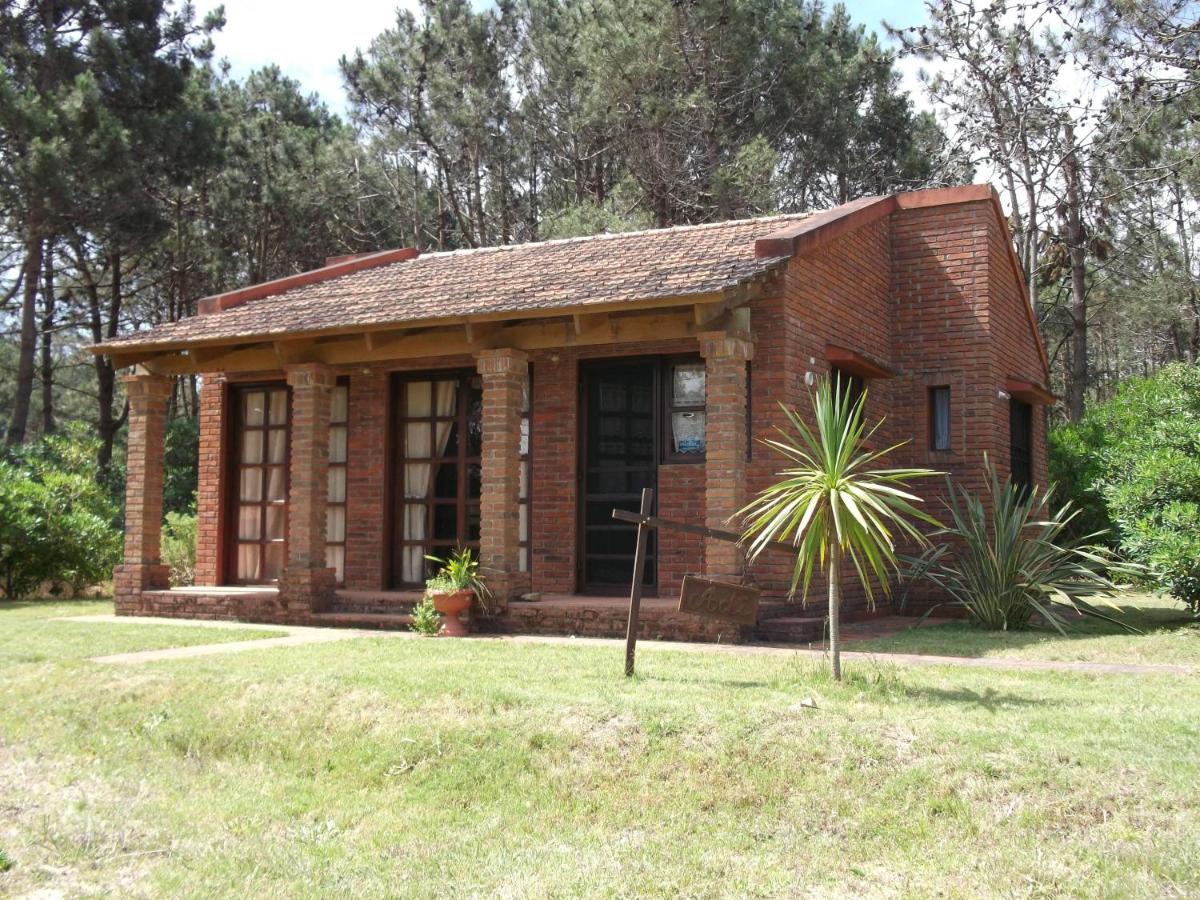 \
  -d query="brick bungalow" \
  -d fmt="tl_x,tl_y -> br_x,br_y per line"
95,183 -> 1053,643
